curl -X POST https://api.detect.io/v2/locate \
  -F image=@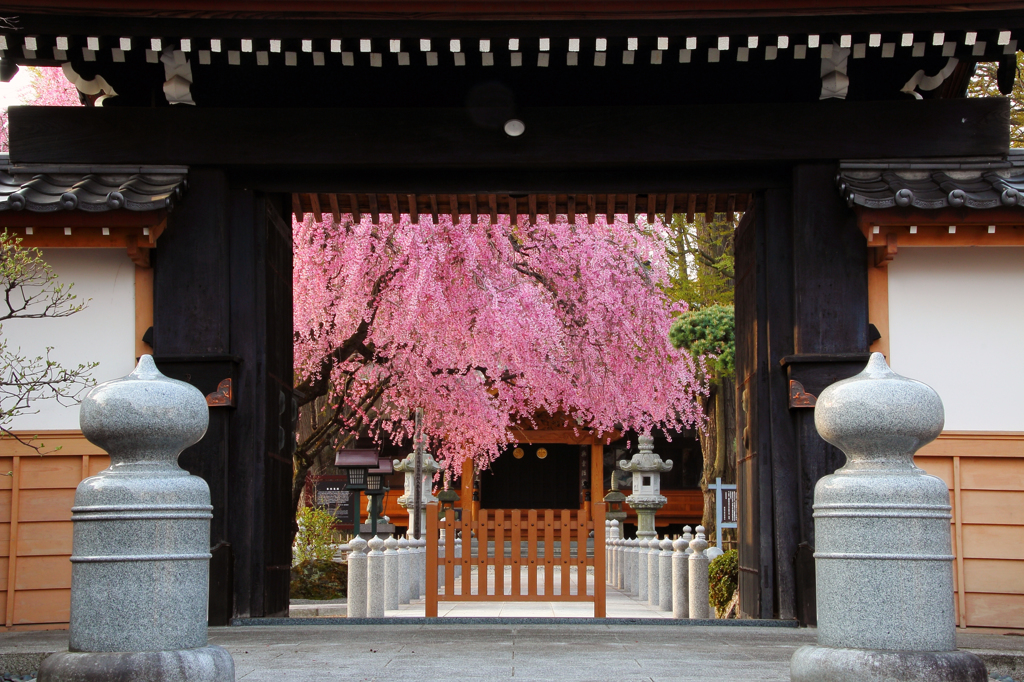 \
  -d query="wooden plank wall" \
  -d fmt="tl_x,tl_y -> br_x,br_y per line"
916,432 -> 1024,631
0,432 -> 108,631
